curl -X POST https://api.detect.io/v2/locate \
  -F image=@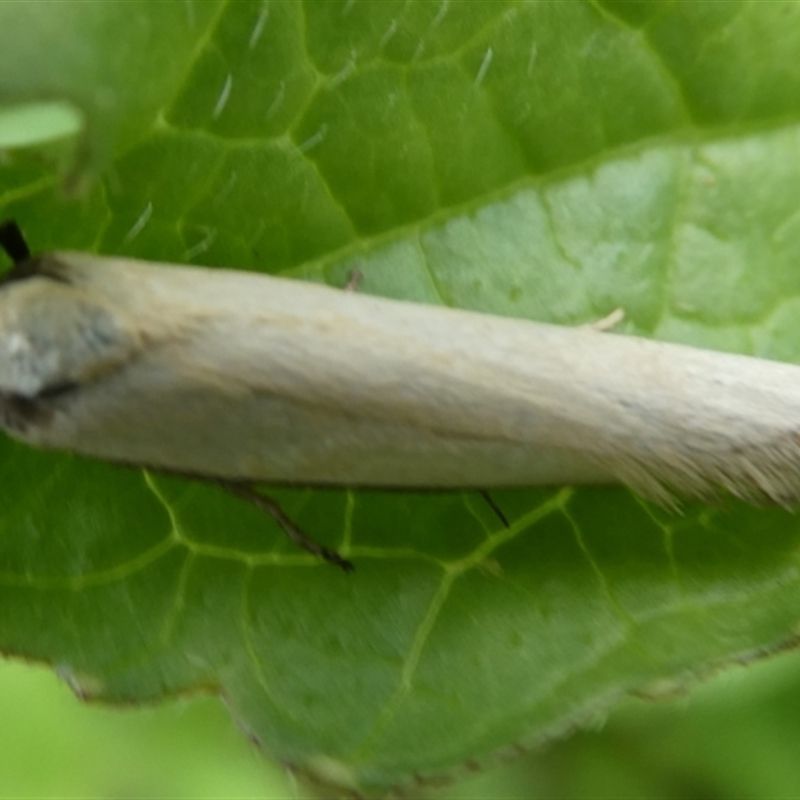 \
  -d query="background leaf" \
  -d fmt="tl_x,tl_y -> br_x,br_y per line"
3,0 -> 800,794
